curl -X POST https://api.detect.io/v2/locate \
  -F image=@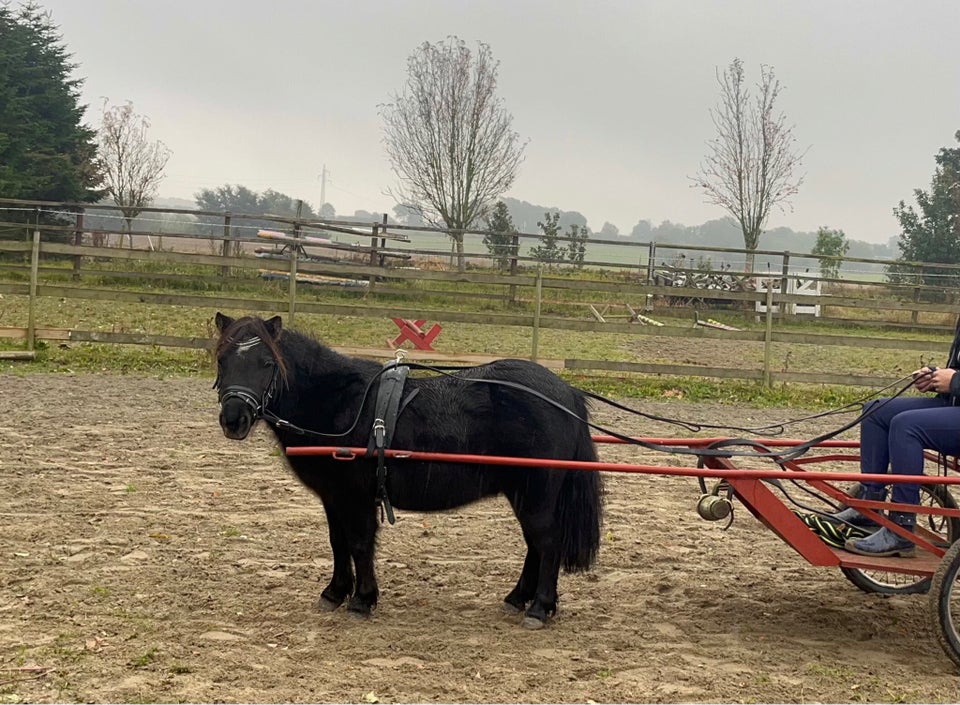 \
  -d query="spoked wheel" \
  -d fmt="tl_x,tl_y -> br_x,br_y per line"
840,483 -> 960,595
929,536 -> 960,669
